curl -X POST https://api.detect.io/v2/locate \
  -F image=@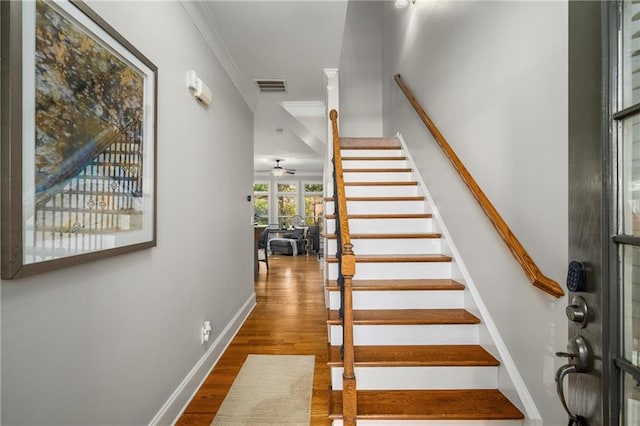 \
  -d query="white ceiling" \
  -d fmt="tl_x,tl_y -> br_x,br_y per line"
197,0 -> 350,176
